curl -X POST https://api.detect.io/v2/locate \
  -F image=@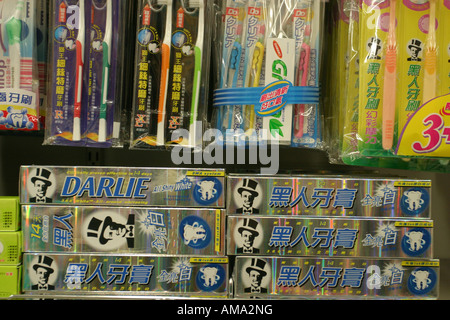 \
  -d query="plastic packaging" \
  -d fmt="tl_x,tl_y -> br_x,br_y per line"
44,0 -> 130,148
0,0 -> 40,132
212,0 -> 323,148
130,0 -> 213,150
